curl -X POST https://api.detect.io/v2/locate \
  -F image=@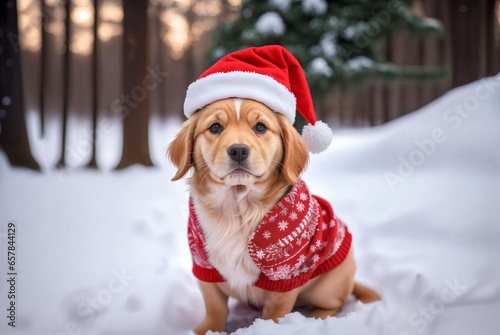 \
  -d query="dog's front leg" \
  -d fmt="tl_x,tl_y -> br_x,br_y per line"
261,289 -> 300,322
193,281 -> 229,335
